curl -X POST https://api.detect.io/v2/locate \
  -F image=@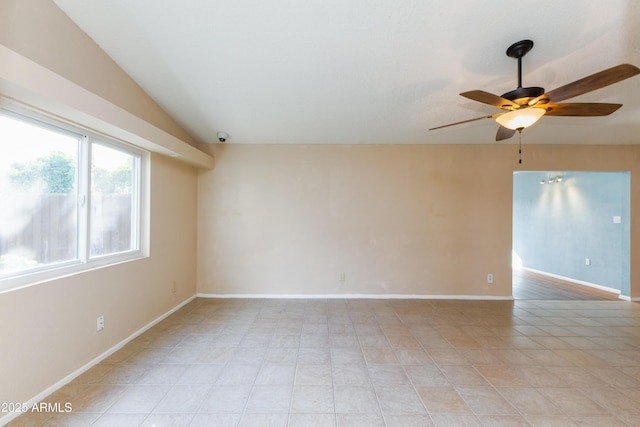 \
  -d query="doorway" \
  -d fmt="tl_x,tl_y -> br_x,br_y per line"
512,171 -> 630,300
